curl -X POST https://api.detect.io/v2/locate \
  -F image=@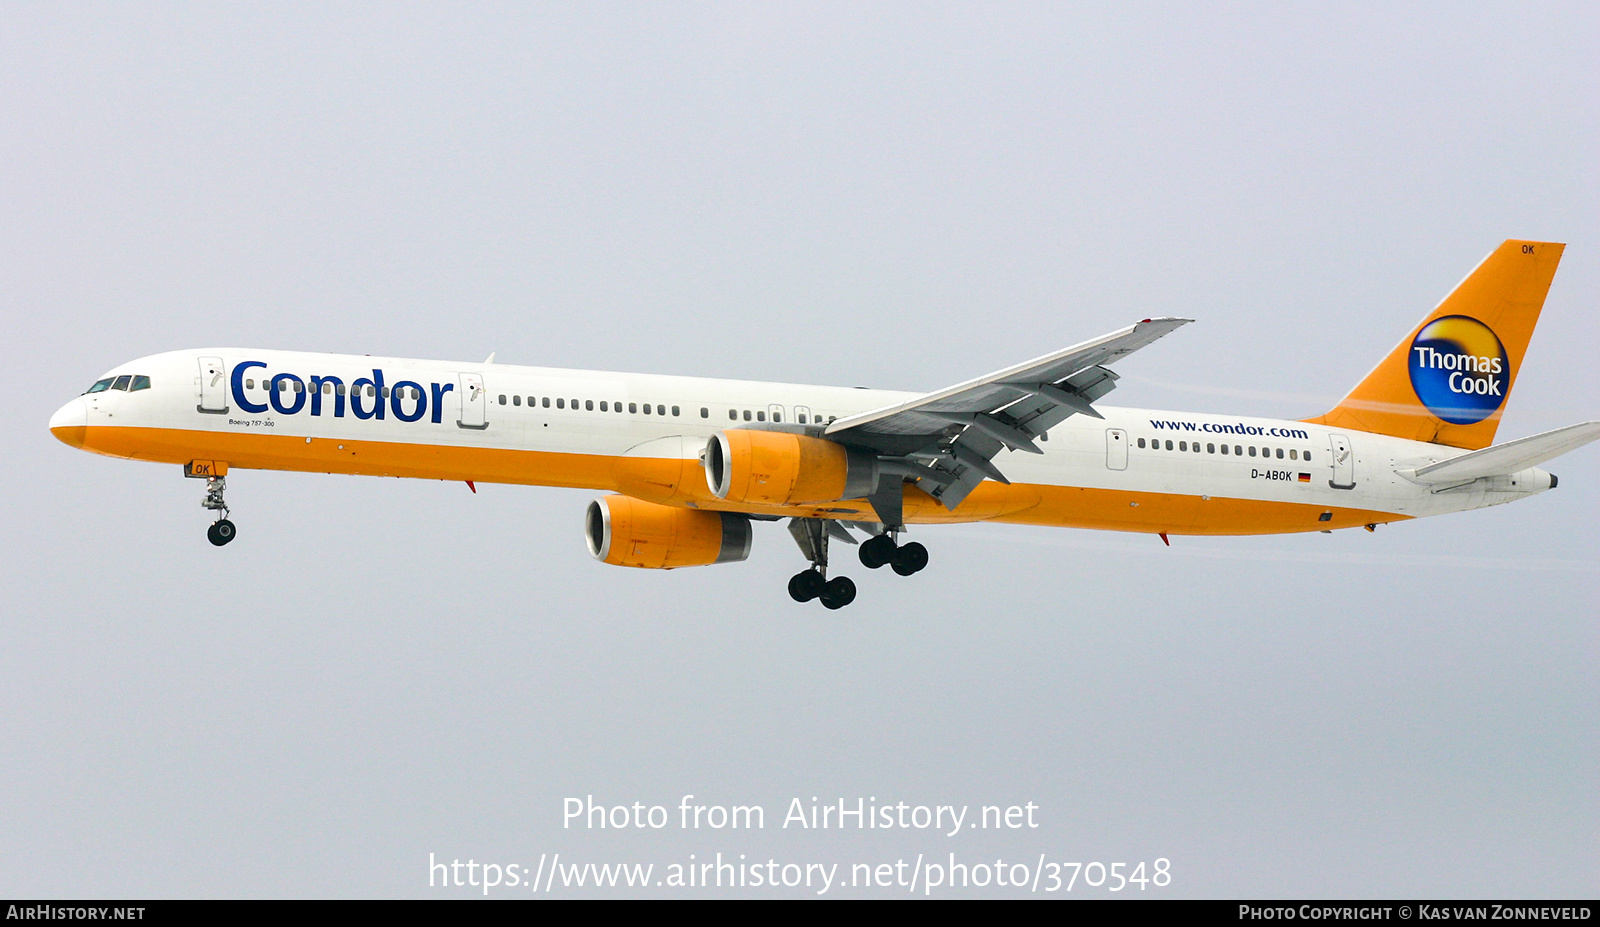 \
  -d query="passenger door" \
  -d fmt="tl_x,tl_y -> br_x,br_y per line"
197,356 -> 228,414
1328,433 -> 1355,489
458,373 -> 489,430
1106,428 -> 1129,470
